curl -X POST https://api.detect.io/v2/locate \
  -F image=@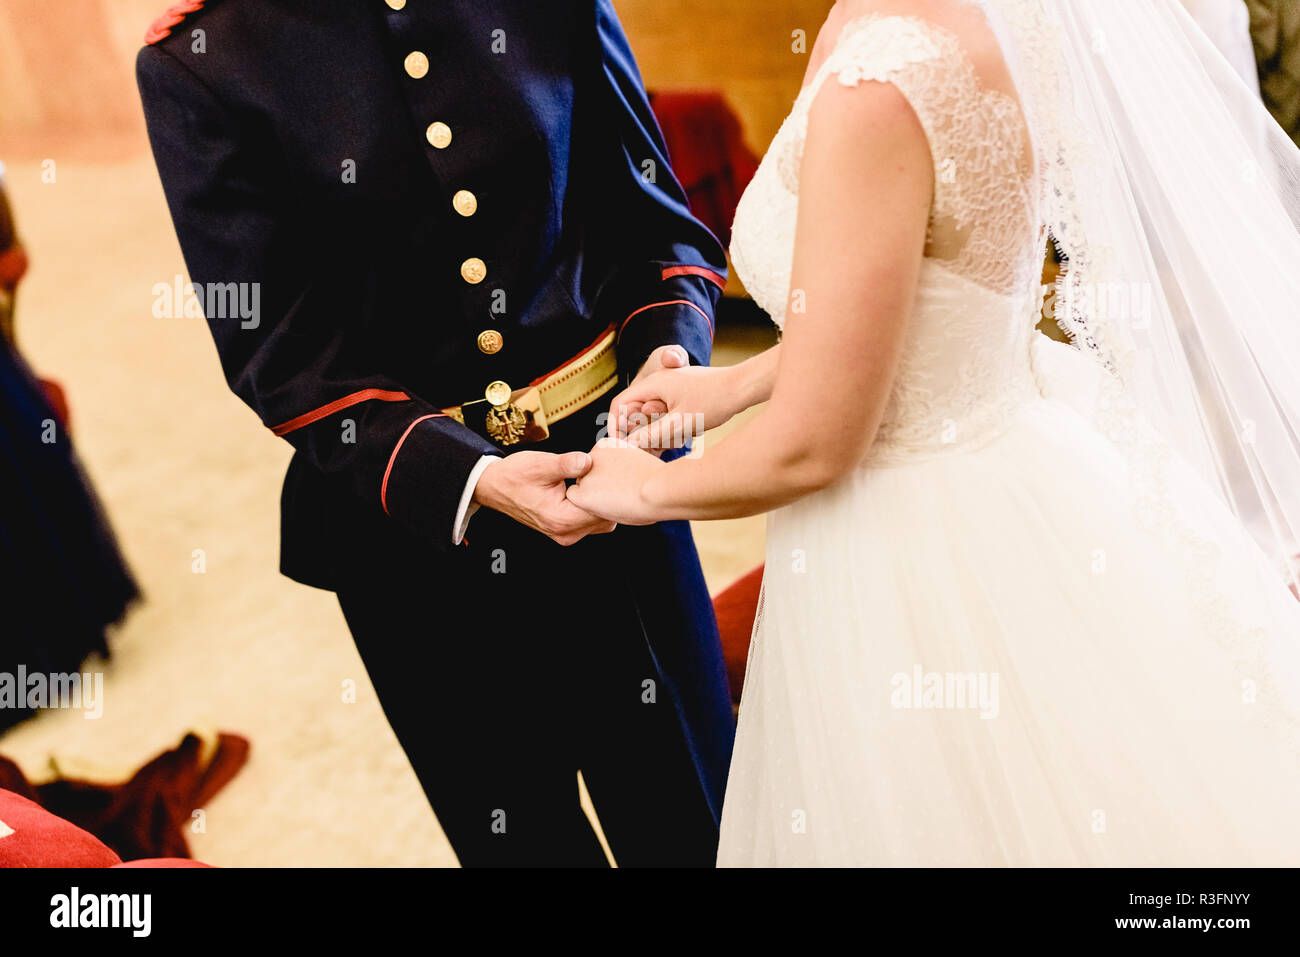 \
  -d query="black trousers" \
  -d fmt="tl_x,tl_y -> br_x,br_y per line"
335,510 -> 719,867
